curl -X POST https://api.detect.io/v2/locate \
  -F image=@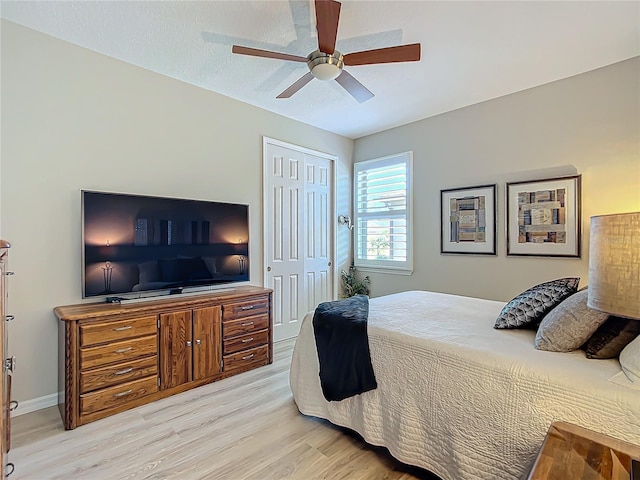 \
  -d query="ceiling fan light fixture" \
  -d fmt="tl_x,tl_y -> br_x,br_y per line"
307,49 -> 344,81
311,63 -> 341,81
